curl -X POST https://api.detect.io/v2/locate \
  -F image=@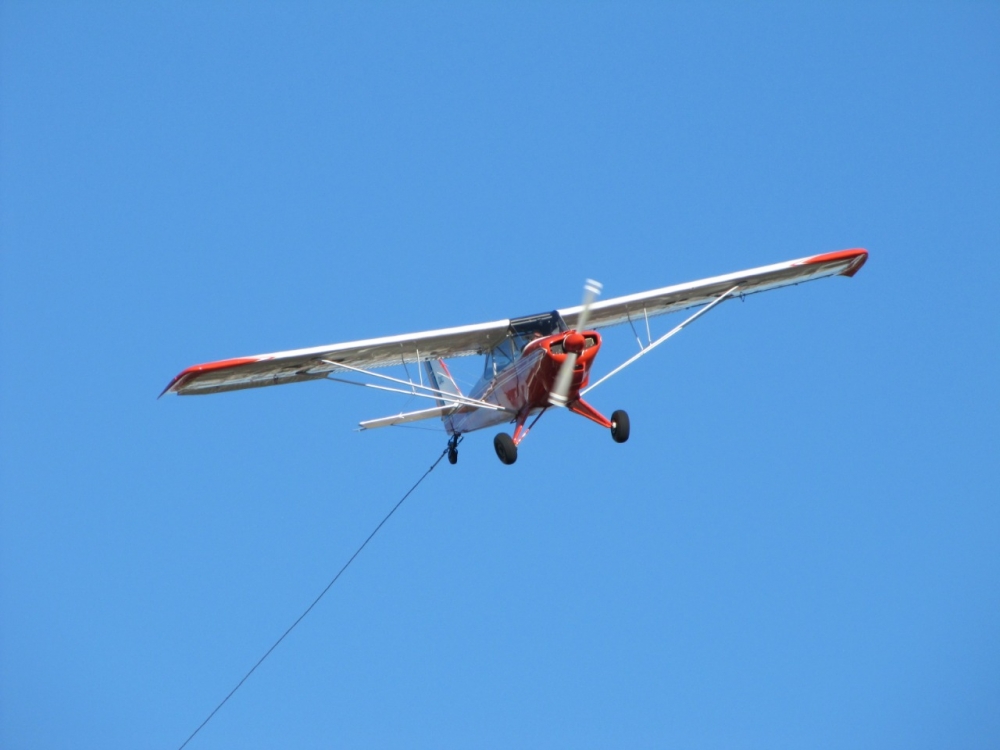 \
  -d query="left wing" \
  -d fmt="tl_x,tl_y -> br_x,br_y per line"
559,248 -> 868,331
161,319 -> 510,396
